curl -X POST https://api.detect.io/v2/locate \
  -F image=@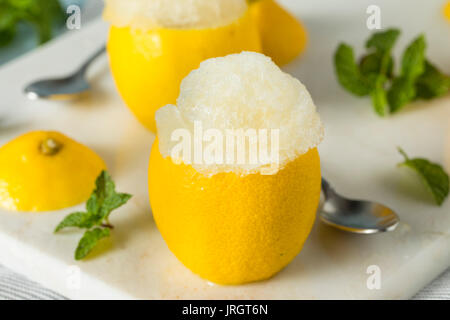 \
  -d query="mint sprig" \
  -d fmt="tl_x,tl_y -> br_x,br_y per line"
398,148 -> 449,206
334,29 -> 450,116
0,0 -> 65,47
55,171 -> 132,260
